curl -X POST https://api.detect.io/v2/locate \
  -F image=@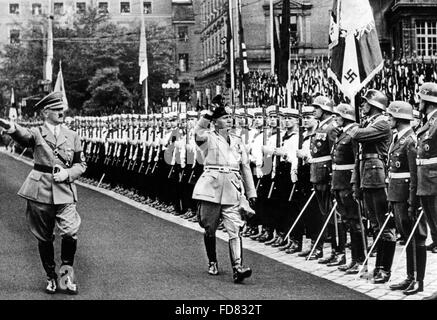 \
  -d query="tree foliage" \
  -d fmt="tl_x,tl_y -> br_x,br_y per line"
0,7 -> 176,116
